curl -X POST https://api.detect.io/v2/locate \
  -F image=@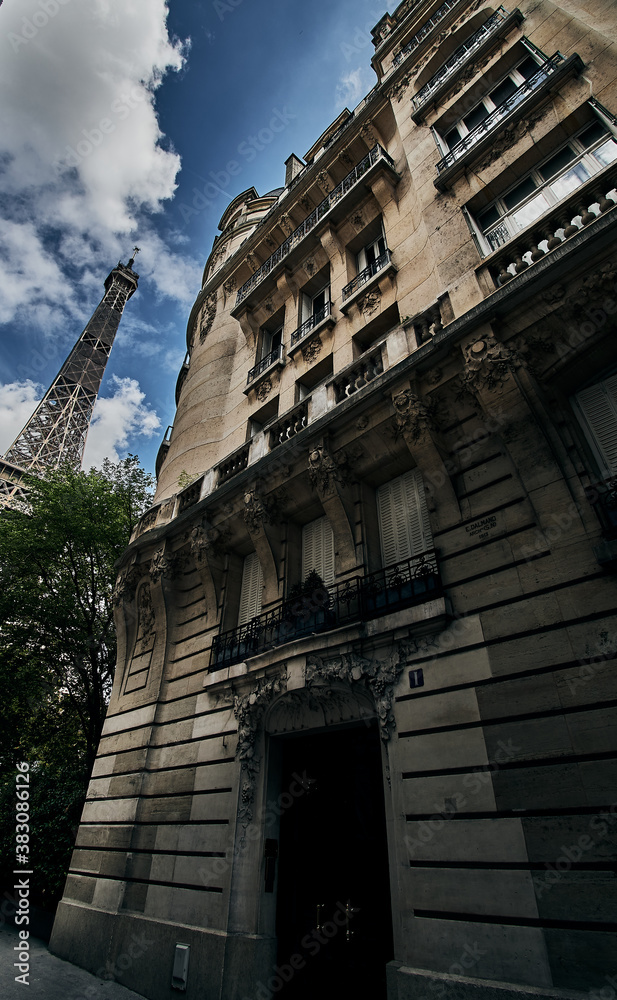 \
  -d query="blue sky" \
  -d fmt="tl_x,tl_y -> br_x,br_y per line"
0,0 -> 387,476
